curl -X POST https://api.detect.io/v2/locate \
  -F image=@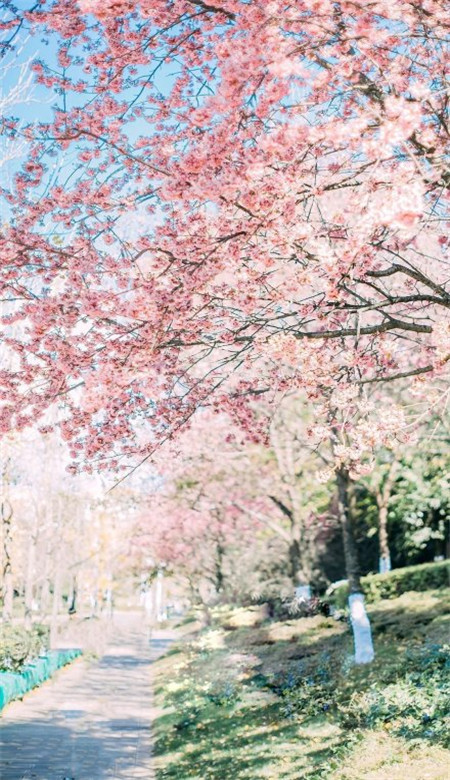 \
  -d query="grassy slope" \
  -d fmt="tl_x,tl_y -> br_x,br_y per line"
152,590 -> 450,780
